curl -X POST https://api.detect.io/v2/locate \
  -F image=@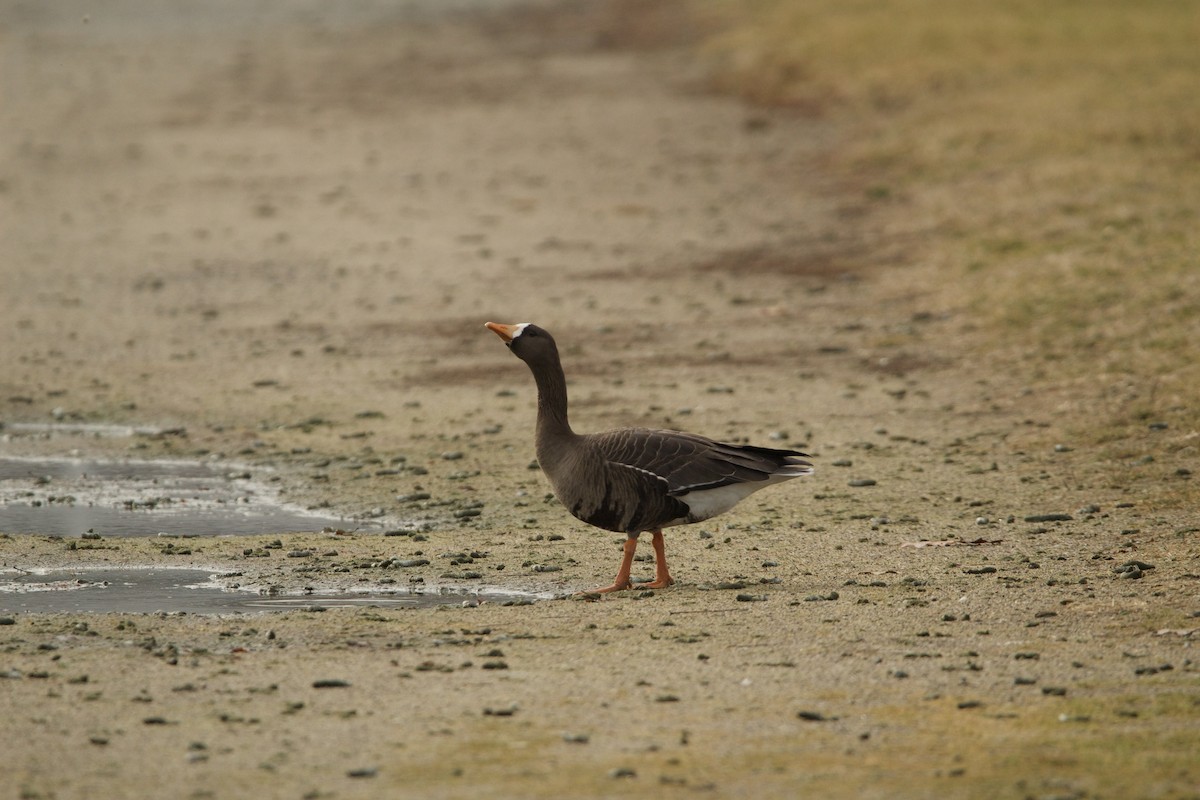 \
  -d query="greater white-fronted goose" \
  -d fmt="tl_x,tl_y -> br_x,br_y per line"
485,321 -> 813,593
